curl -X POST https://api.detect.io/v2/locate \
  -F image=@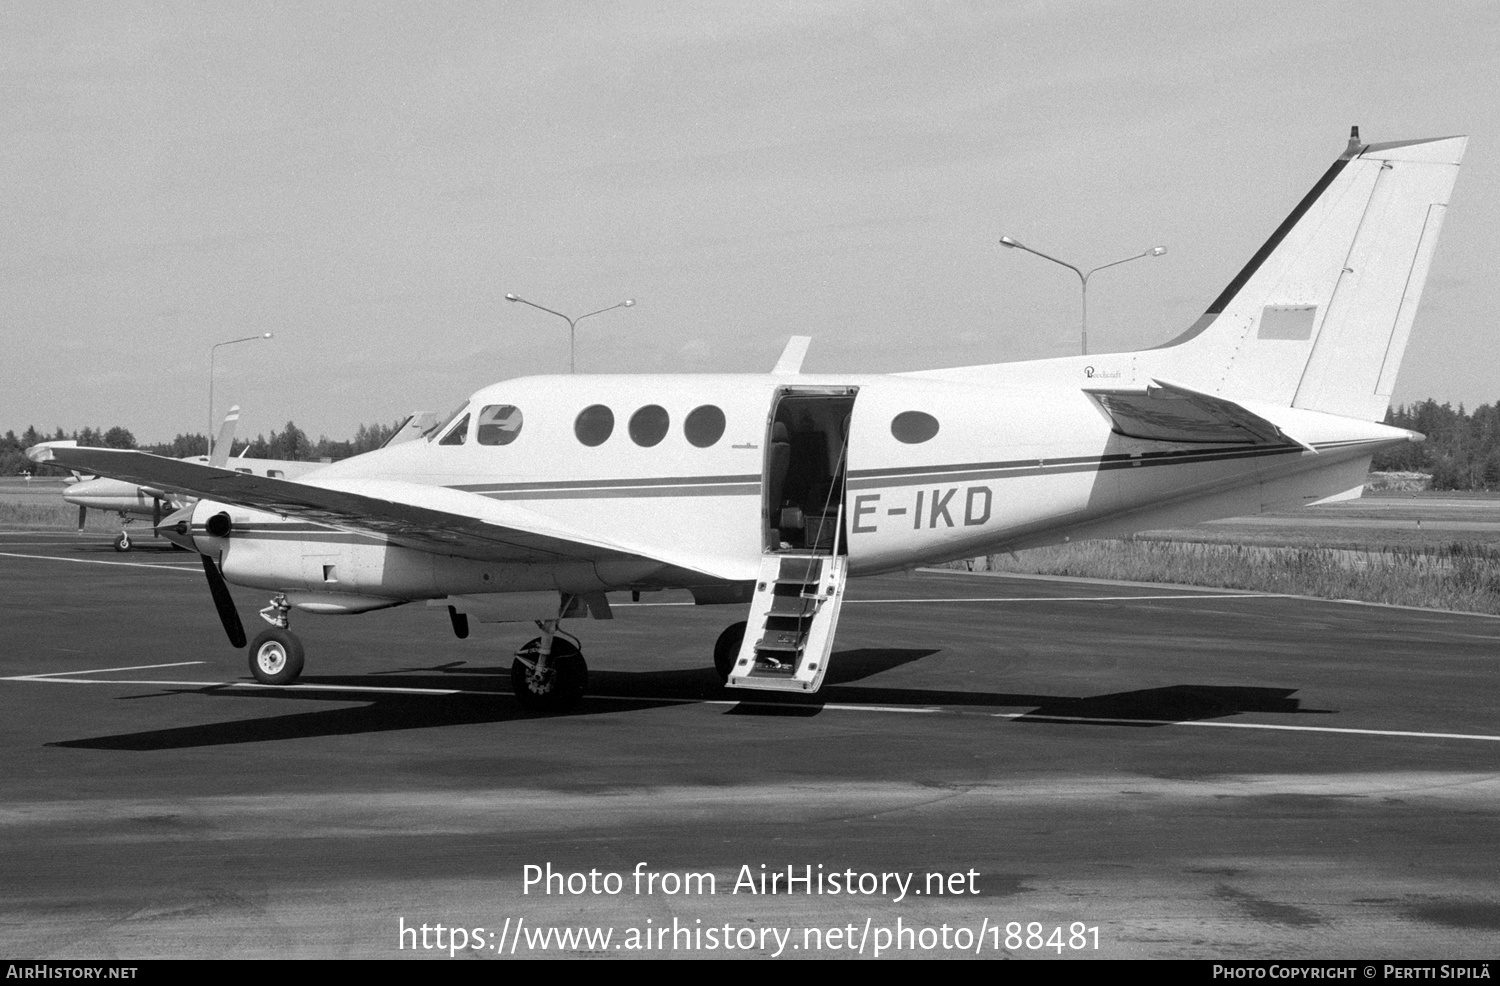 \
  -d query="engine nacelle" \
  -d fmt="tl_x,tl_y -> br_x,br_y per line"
168,499 -> 665,602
